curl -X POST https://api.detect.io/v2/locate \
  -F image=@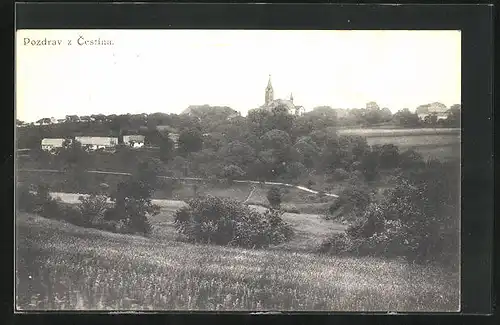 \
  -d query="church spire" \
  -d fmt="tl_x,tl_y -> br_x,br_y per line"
290,92 -> 294,102
266,74 -> 273,89
265,74 -> 274,106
